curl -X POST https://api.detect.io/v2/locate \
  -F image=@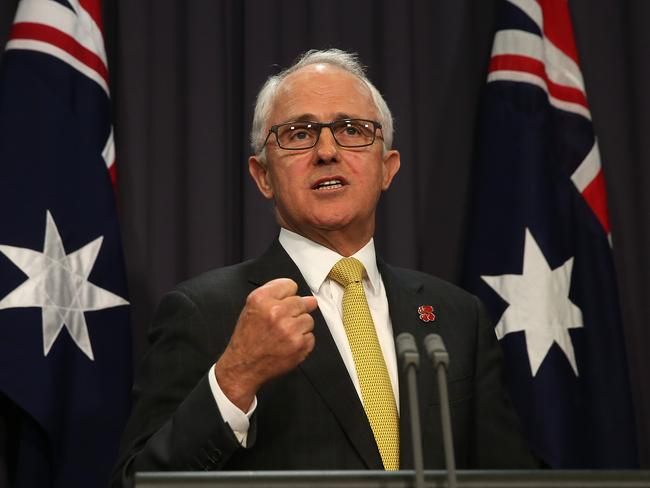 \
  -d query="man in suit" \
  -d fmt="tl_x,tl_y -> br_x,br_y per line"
112,49 -> 538,486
